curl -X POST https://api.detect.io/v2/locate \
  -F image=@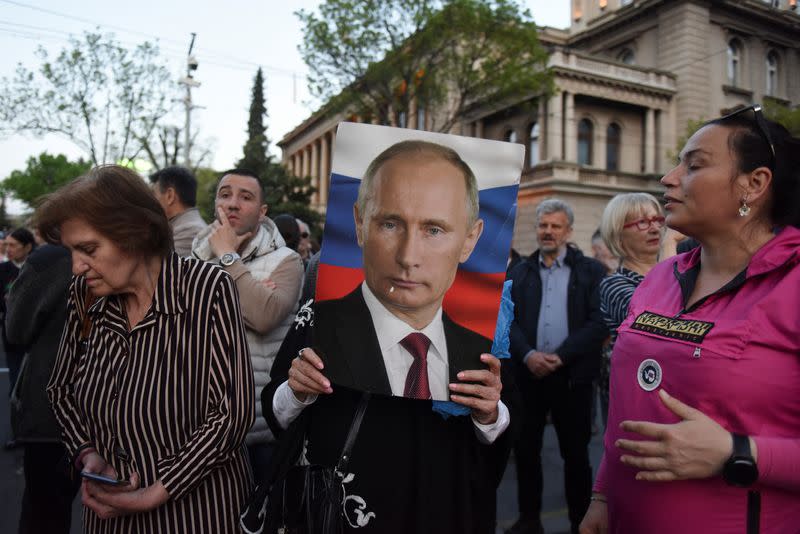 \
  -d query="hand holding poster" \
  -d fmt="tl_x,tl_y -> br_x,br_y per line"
314,123 -> 523,400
